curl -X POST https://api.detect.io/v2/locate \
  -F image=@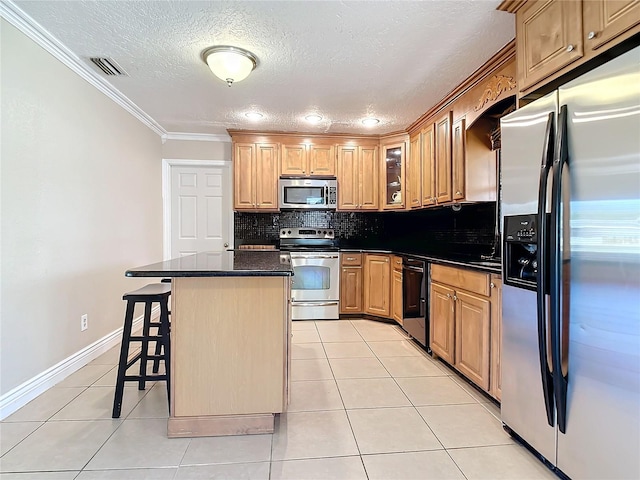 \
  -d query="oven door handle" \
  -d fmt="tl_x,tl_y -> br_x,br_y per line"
291,254 -> 339,259
291,301 -> 339,307
403,266 -> 424,273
